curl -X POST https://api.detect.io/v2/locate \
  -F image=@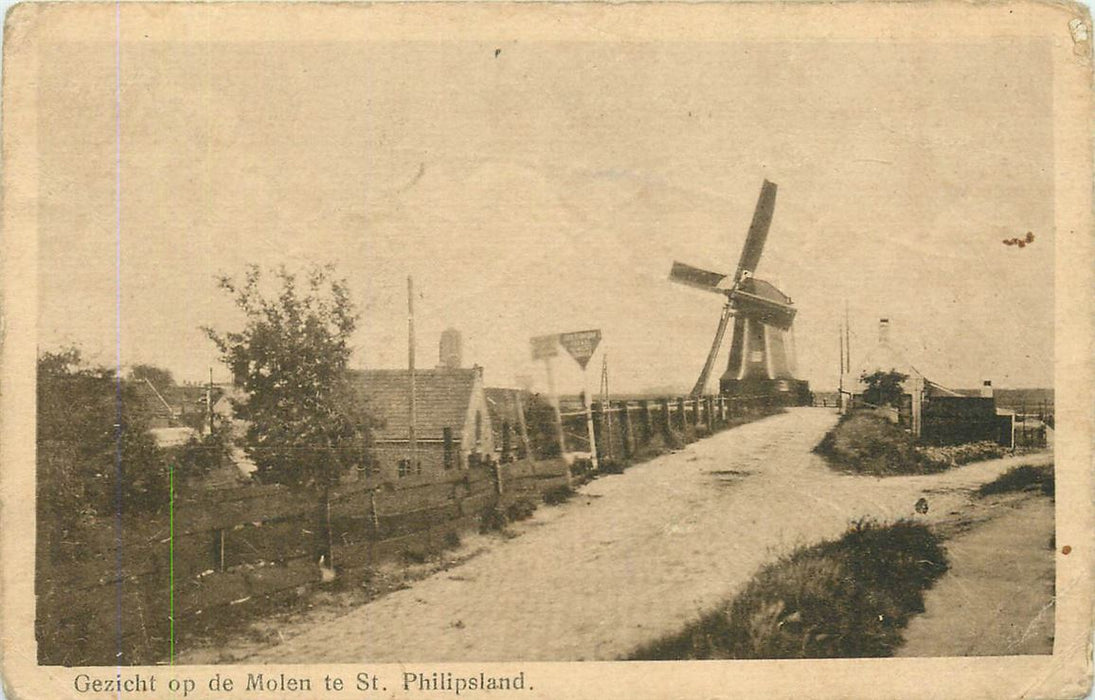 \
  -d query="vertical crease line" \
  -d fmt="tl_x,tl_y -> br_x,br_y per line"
113,0 -> 123,686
